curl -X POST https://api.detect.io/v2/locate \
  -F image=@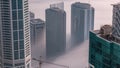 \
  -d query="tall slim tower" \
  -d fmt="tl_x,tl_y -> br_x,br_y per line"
30,19 -> 45,68
71,2 -> 94,46
0,0 -> 31,68
112,3 -> 120,39
46,7 -> 66,58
